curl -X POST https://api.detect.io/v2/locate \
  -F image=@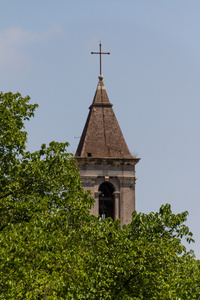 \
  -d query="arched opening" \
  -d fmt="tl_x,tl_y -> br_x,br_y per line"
99,182 -> 115,220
